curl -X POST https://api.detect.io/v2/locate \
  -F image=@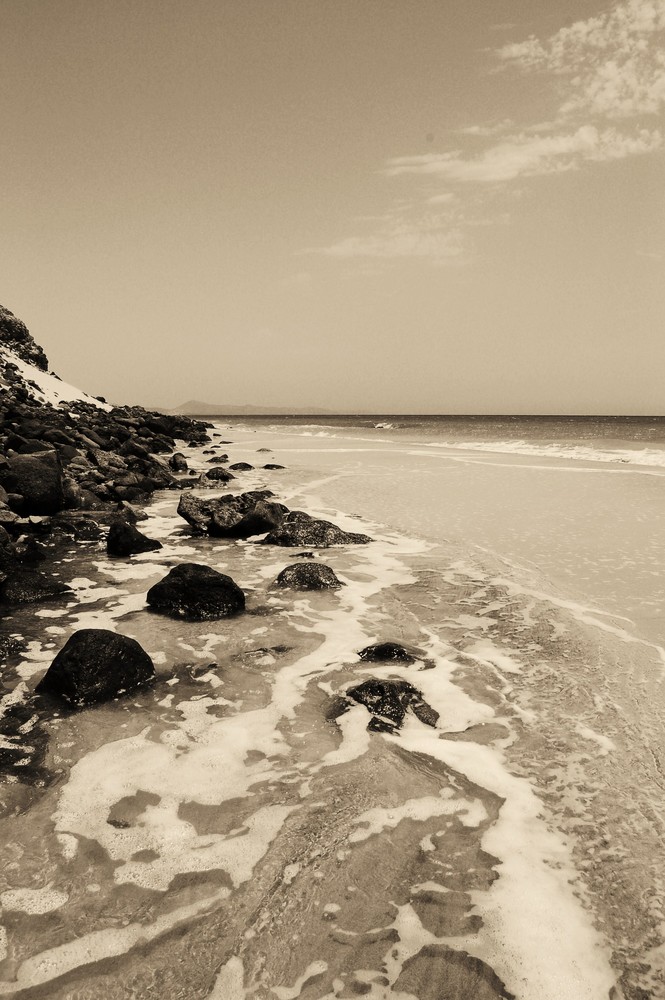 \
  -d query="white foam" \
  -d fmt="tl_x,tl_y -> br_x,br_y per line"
272,961 -> 328,1000
209,955 -> 246,999
0,886 -> 68,915
348,787 -> 487,843
425,437 -> 665,470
